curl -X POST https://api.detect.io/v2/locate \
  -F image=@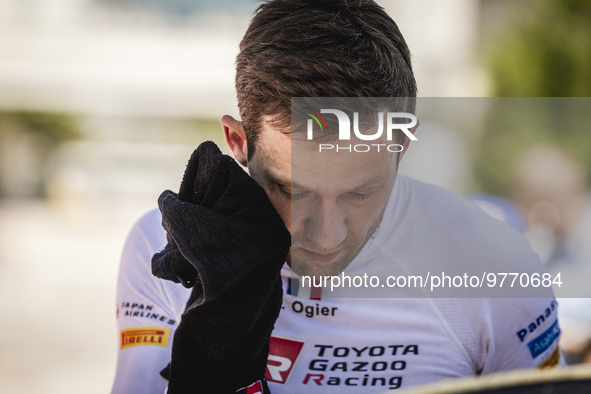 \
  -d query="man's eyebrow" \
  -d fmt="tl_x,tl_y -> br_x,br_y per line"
266,169 -> 390,192
264,171 -> 309,190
